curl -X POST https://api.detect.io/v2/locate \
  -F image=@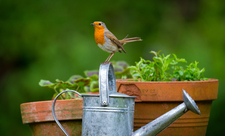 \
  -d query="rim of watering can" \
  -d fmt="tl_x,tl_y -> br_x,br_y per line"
82,93 -> 136,98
